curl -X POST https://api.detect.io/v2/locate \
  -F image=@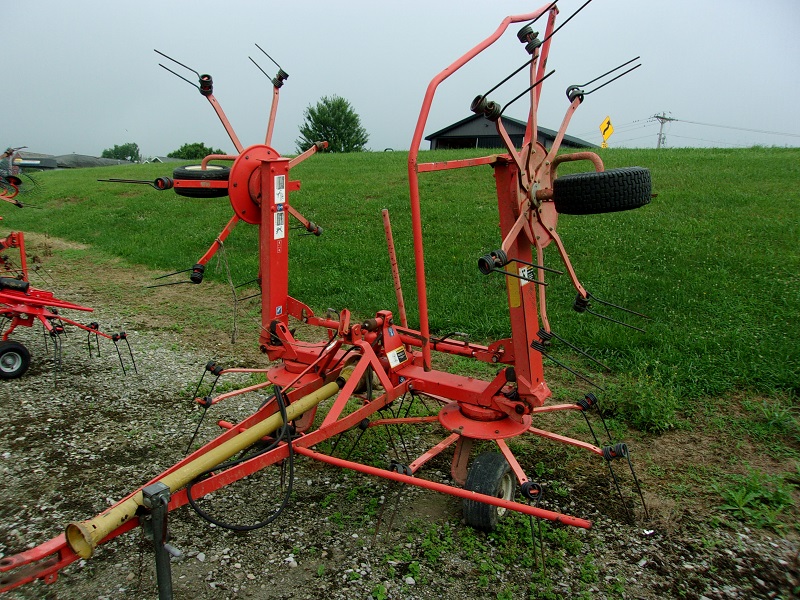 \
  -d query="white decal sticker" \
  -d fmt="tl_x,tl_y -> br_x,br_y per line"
519,265 -> 534,287
387,346 -> 408,369
275,174 -> 286,204
274,211 -> 285,240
